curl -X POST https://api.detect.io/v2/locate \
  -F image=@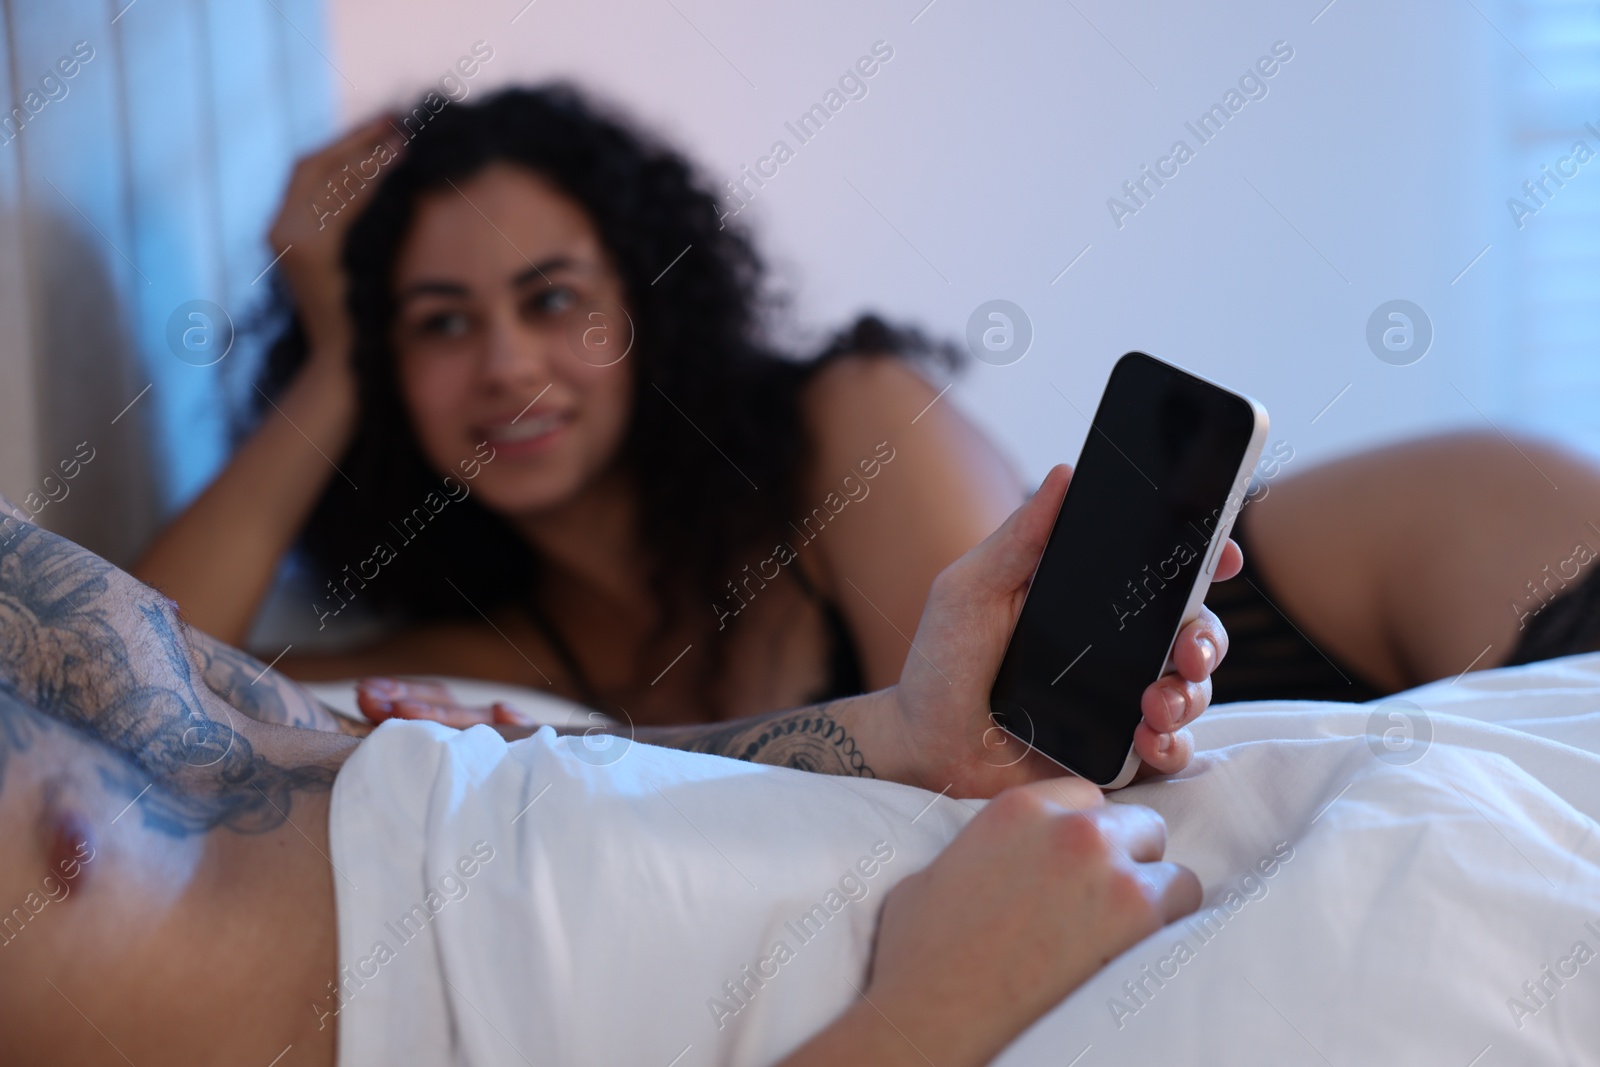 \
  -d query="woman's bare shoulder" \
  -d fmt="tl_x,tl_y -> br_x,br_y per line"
800,352 -> 940,428
802,349 -> 1020,491
789,352 -> 1022,688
